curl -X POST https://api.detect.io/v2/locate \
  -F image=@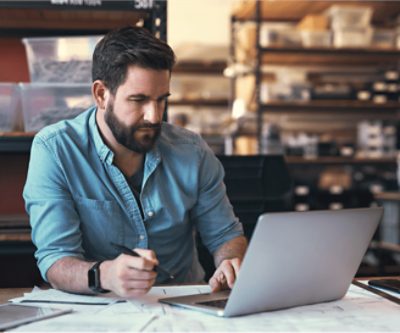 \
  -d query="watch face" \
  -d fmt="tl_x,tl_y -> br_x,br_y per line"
88,262 -> 101,292
88,262 -> 109,293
